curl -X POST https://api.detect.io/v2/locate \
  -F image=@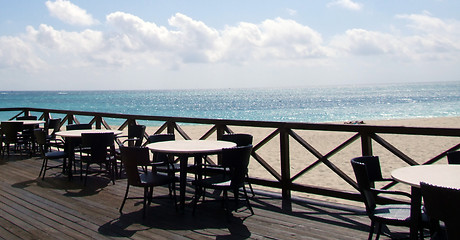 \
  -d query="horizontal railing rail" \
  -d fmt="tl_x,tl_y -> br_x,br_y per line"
2,107 -> 460,204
